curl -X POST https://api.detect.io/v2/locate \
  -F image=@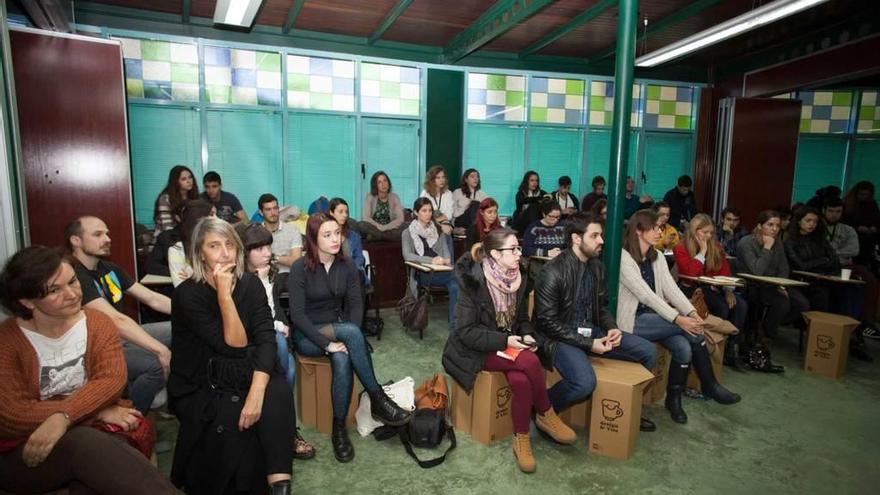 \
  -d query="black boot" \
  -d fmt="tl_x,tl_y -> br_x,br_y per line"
693,342 -> 741,405
270,480 -> 291,495
331,418 -> 354,463
368,388 -> 412,426
665,361 -> 689,424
